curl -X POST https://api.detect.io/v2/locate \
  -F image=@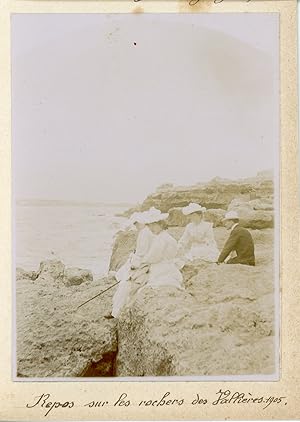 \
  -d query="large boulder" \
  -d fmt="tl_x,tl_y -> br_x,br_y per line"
228,200 -> 274,229
228,198 -> 254,212
16,275 -> 118,377
228,198 -> 274,229
116,263 -> 274,376
63,268 -> 93,287
36,260 -> 65,283
167,207 -> 226,228
249,198 -> 273,211
109,229 -> 137,272
166,207 -> 189,227
204,208 -> 226,227
240,210 -> 274,230
20,260 -> 95,286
